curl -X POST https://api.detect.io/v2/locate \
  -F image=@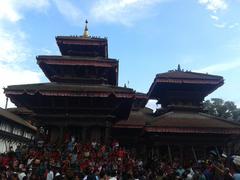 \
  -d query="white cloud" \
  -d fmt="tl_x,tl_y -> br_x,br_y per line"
52,0 -> 83,25
235,100 -> 240,109
0,0 -> 21,22
199,1 -> 232,29
229,22 -> 239,29
0,0 -> 50,22
0,0 -> 47,107
214,22 -> 226,28
90,0 -> 166,25
195,60 -> 240,73
198,0 -> 227,12
146,100 -> 158,111
0,63 -> 41,108
0,26 -> 42,108
0,27 -> 30,63
210,15 -> 219,20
